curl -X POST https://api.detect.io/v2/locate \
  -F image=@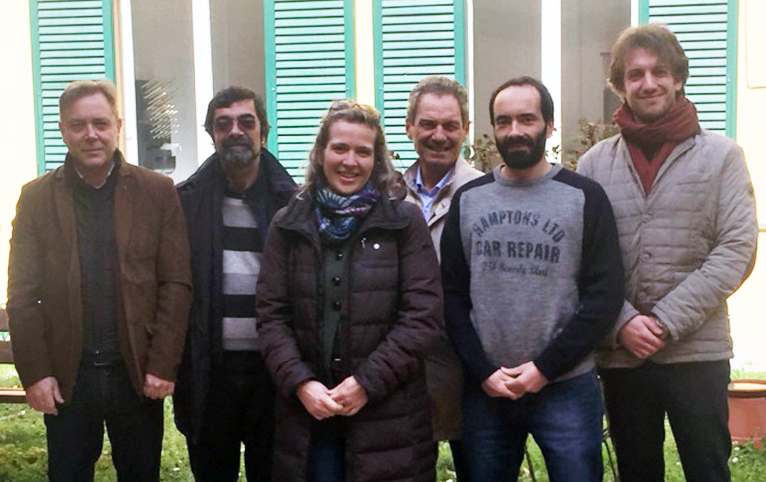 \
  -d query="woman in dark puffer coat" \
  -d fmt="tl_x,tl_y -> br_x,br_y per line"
256,100 -> 443,482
